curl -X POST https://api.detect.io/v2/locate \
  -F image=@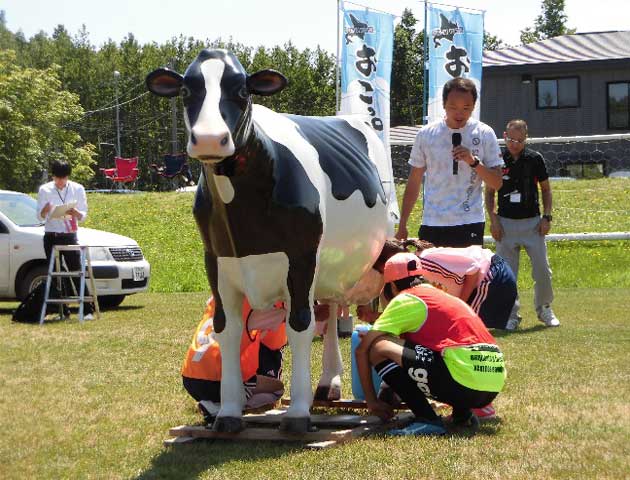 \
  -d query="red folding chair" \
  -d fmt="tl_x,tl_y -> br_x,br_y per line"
100,157 -> 139,190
